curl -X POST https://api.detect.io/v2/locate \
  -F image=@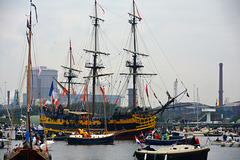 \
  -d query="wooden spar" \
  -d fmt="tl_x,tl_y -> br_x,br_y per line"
83,73 -> 113,78
27,1 -> 33,149
61,65 -> 81,72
